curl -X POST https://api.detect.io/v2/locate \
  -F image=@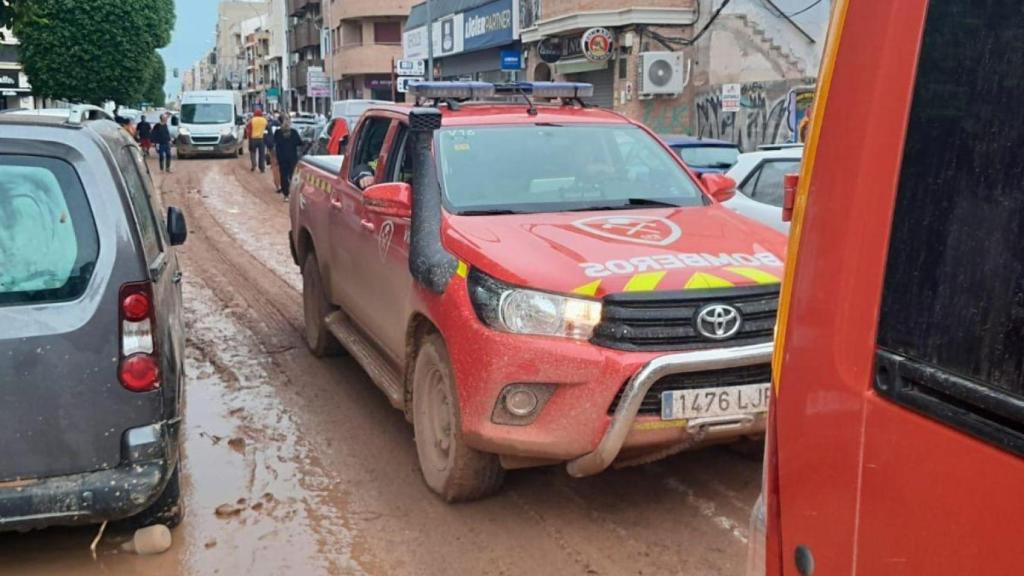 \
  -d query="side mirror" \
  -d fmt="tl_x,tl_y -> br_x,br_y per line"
171,116 -> 179,127
782,173 -> 799,222
167,206 -> 188,246
701,173 -> 737,203
362,182 -> 412,218
236,115 -> 245,126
